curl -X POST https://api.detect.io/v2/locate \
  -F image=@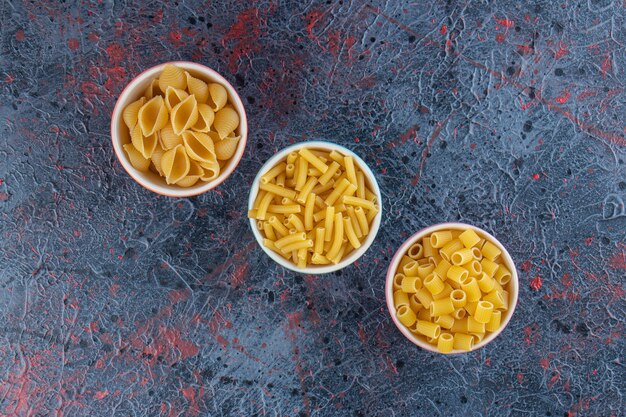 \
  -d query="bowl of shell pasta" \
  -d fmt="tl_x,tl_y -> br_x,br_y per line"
386,223 -> 518,354
111,62 -> 247,197
248,141 -> 382,274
